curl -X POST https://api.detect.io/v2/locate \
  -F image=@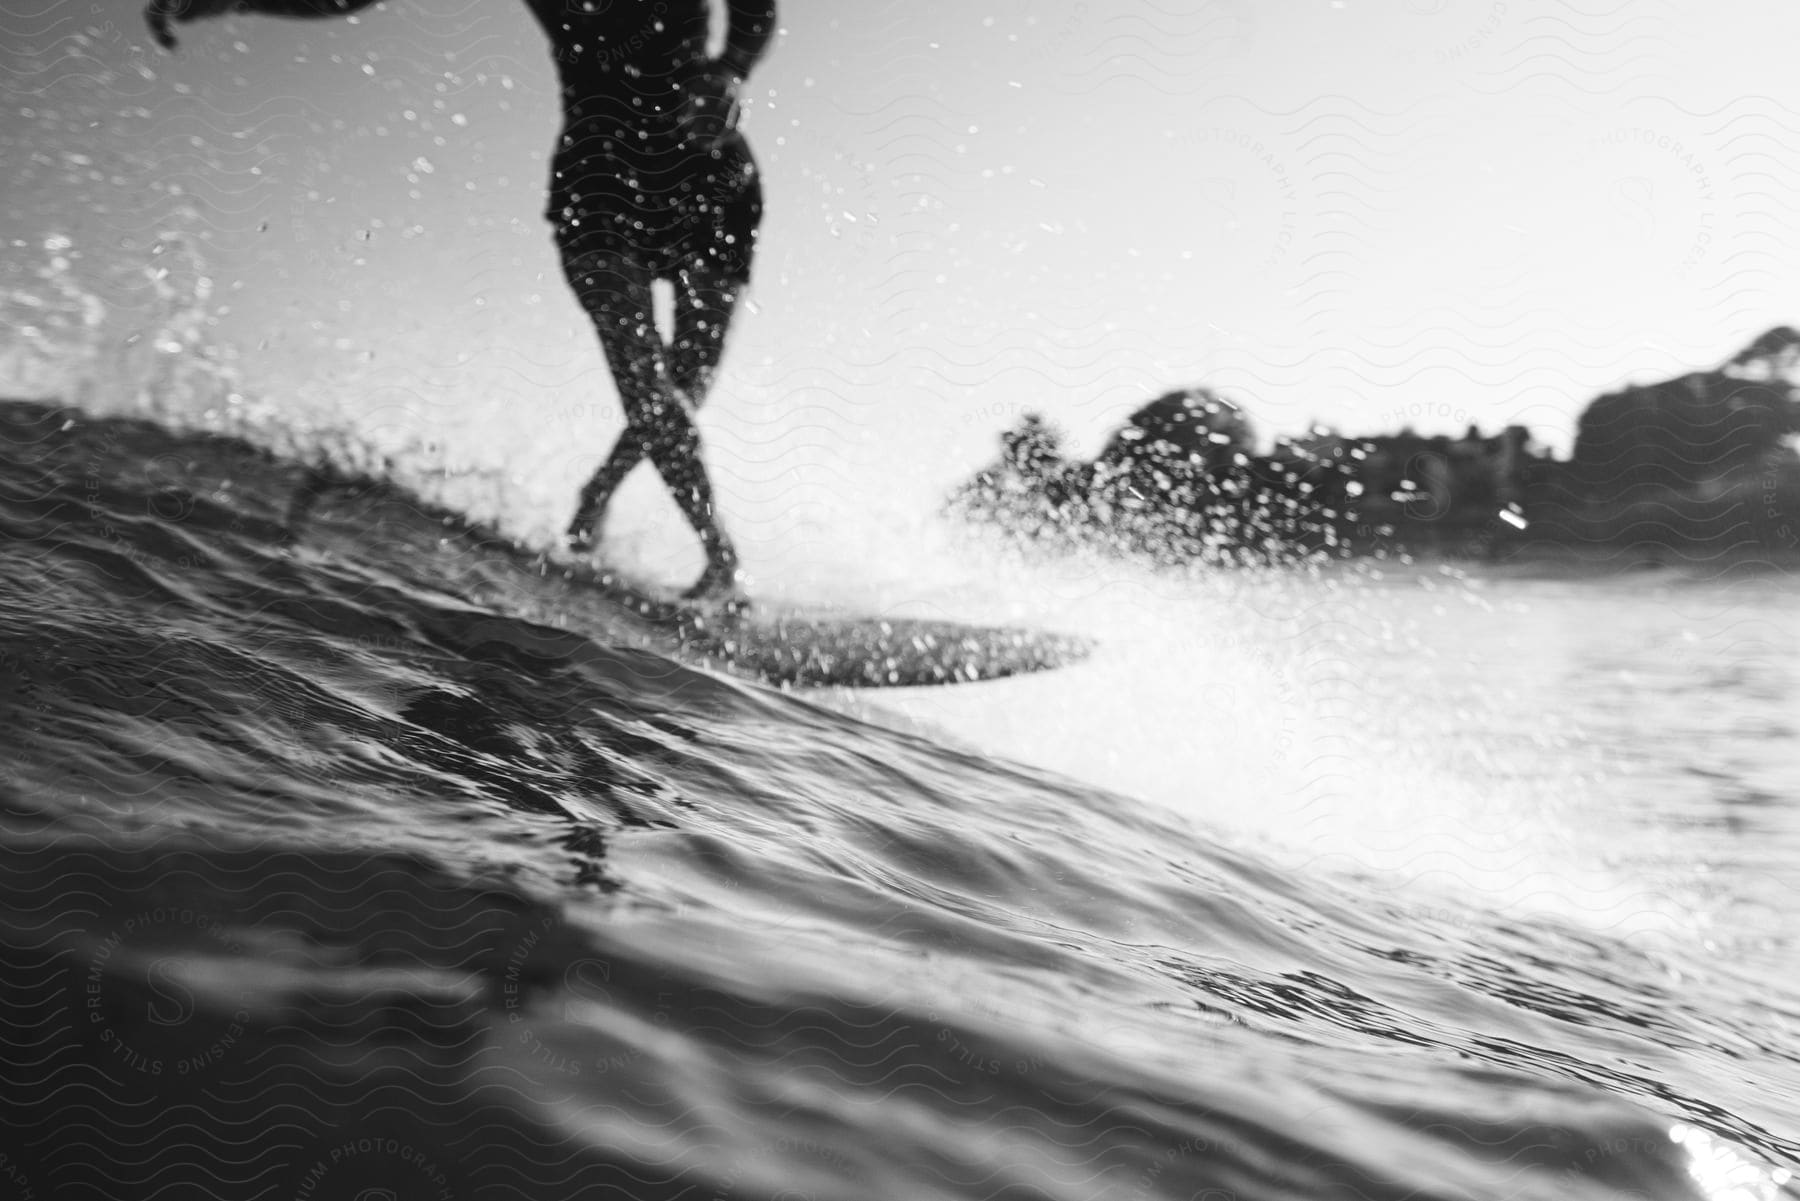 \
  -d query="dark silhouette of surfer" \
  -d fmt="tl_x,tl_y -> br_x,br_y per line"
149,0 -> 777,599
